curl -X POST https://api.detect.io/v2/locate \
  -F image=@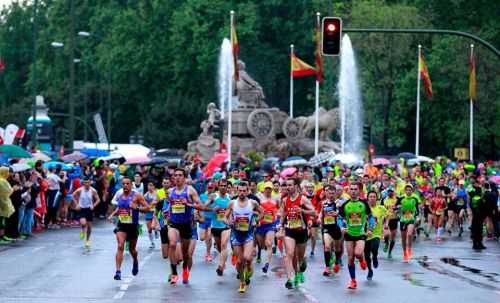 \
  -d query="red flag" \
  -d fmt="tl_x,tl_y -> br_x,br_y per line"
0,58 -> 5,71
315,20 -> 323,82
15,128 -> 25,139
291,53 -> 317,77
469,52 -> 477,101
419,53 -> 433,99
